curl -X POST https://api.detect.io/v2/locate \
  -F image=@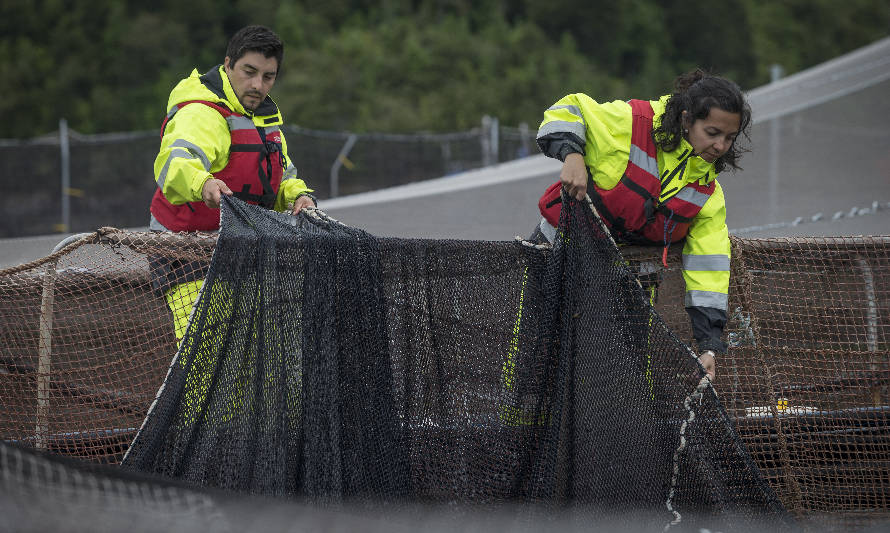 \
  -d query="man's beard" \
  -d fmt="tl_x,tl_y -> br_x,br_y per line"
242,93 -> 263,110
